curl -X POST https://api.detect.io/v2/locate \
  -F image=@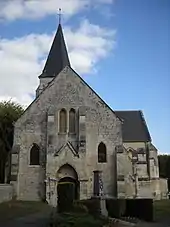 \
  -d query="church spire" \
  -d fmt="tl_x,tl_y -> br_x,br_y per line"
40,11 -> 70,78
